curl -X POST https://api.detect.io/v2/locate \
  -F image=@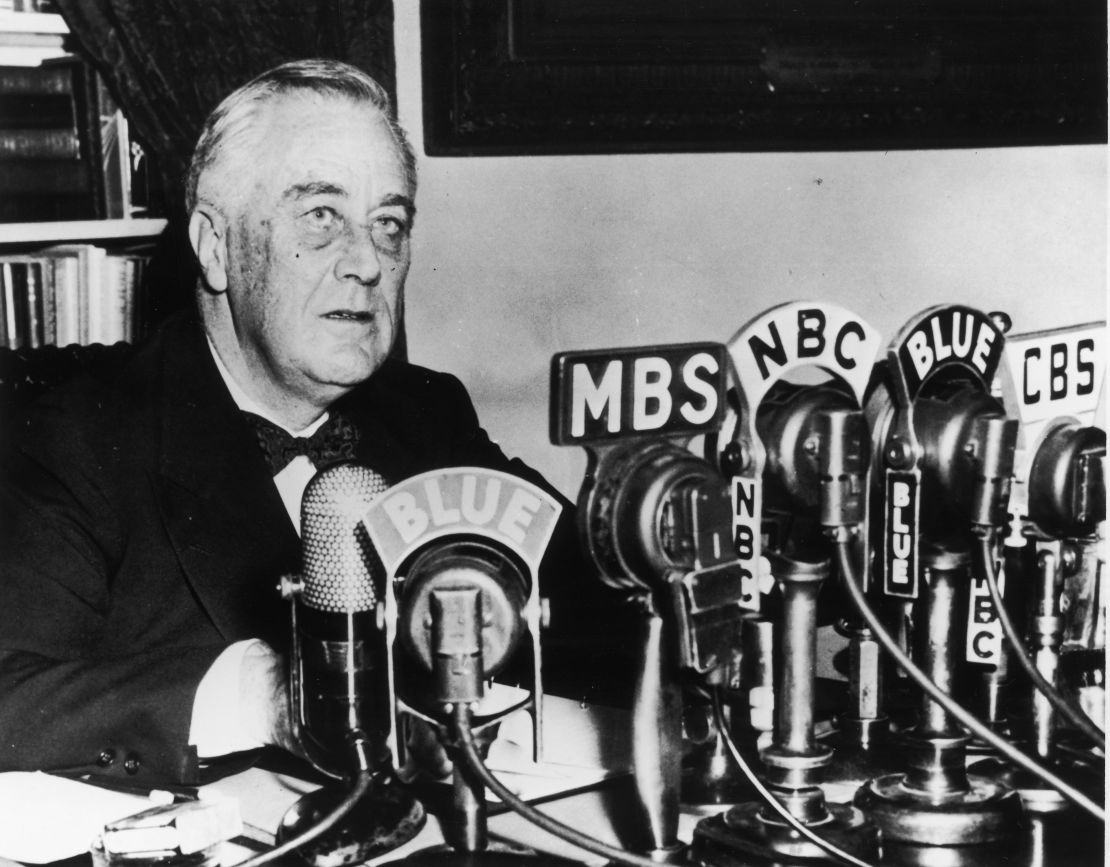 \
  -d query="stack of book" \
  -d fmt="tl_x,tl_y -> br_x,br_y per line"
0,244 -> 148,348
0,5 -> 164,223
0,60 -> 98,222
0,5 -> 67,66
